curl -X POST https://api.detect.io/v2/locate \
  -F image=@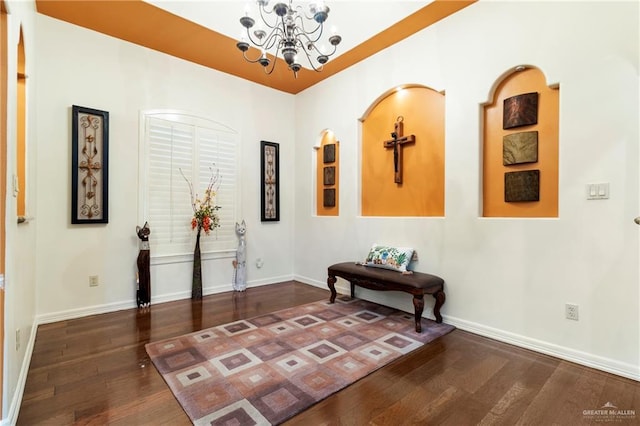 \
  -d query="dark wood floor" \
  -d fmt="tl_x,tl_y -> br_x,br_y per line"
18,282 -> 639,425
